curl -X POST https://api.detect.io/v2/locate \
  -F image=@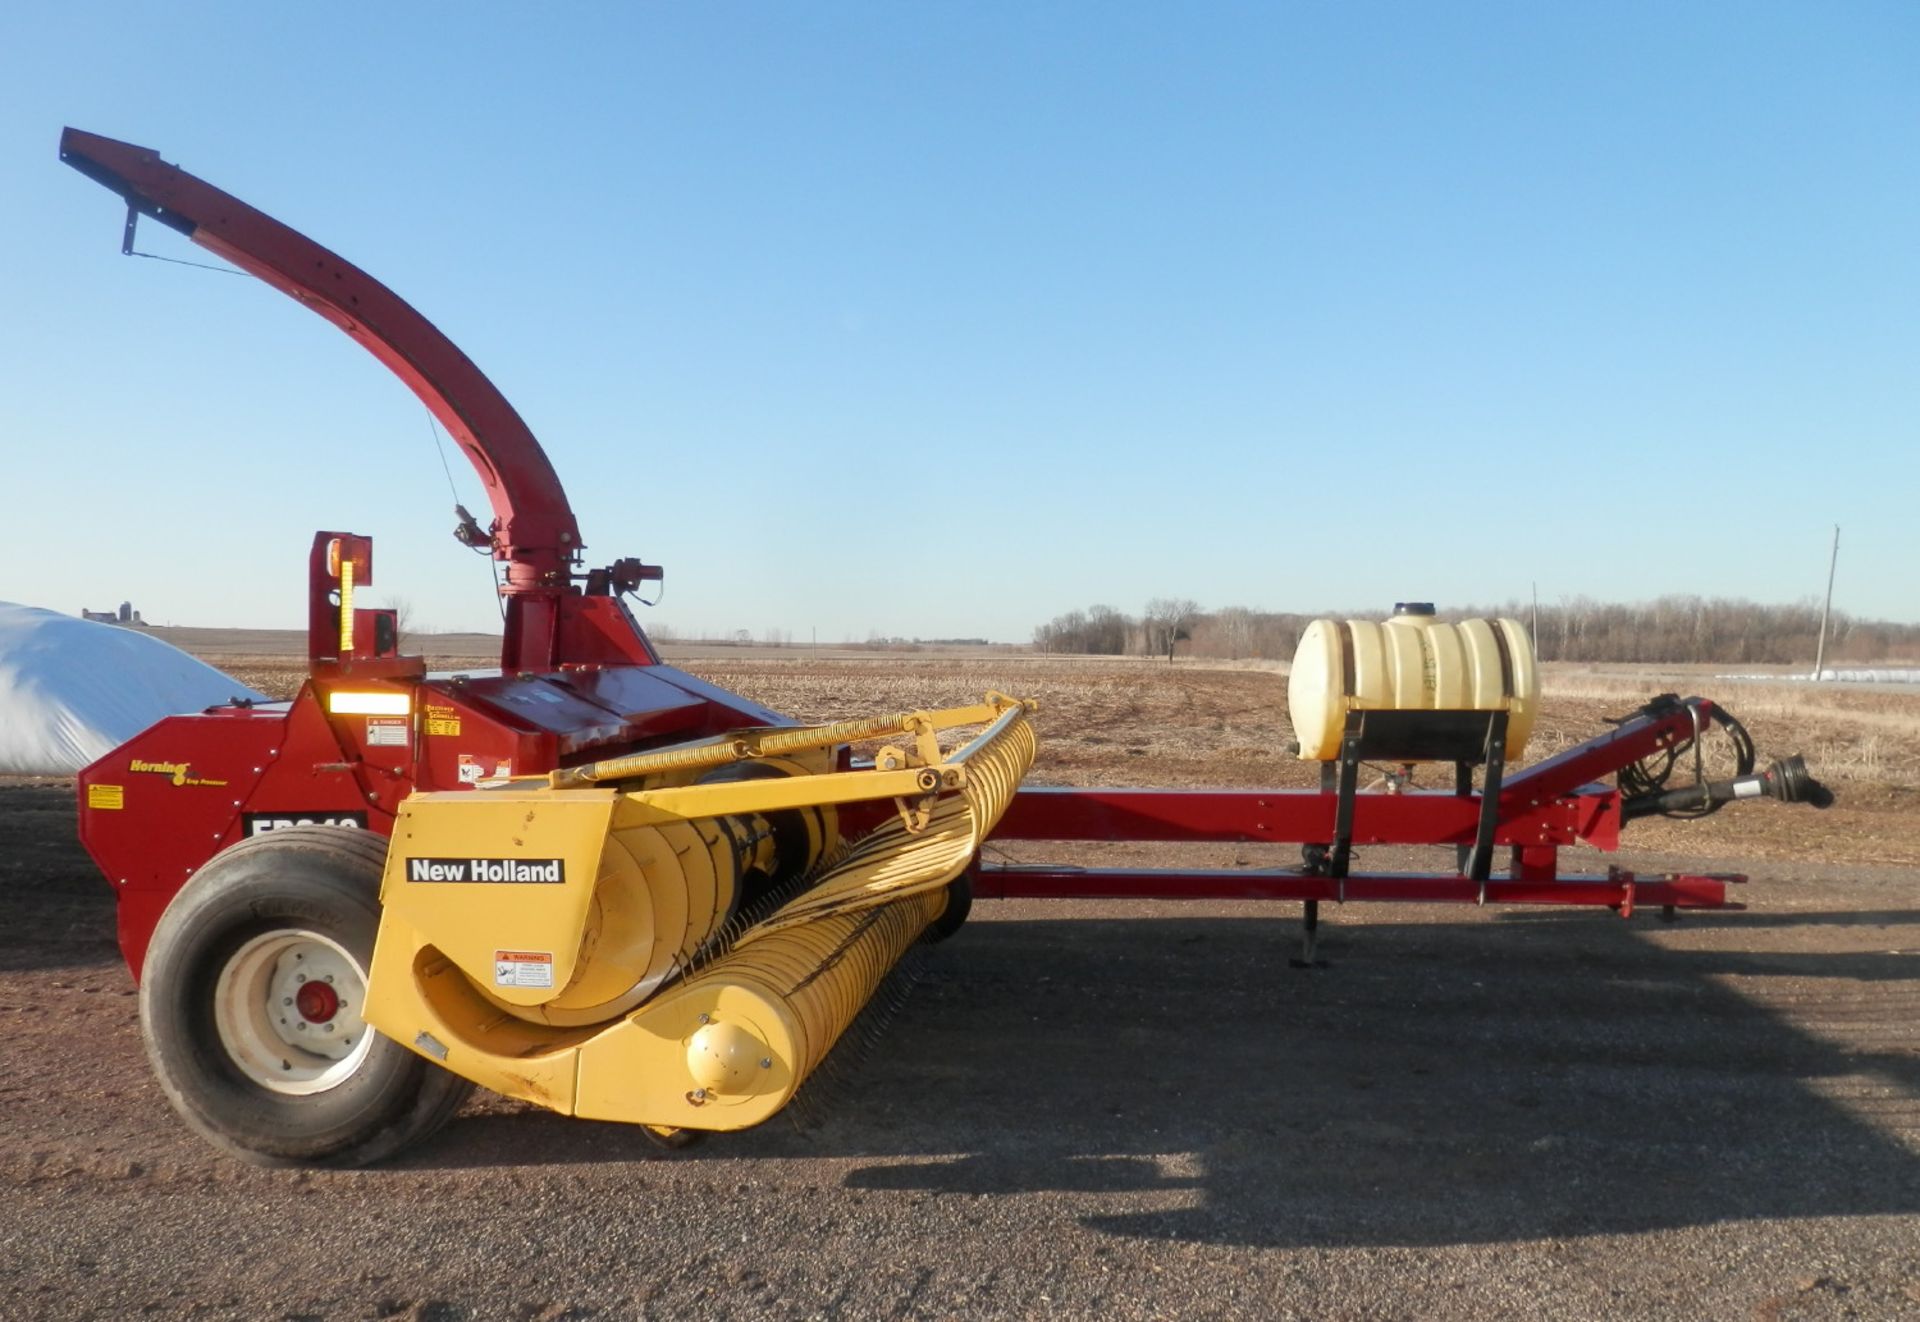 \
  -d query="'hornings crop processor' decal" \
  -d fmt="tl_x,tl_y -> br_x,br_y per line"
406,857 -> 566,884
129,758 -> 228,788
